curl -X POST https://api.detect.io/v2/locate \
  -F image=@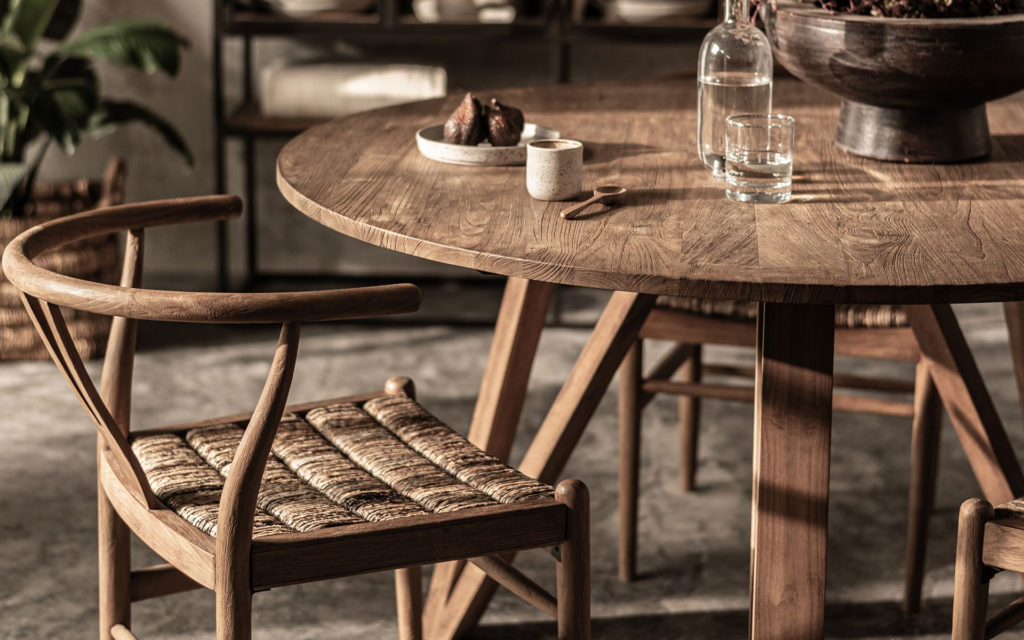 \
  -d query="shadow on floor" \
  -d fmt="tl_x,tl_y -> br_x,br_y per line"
471,599 -> 959,639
